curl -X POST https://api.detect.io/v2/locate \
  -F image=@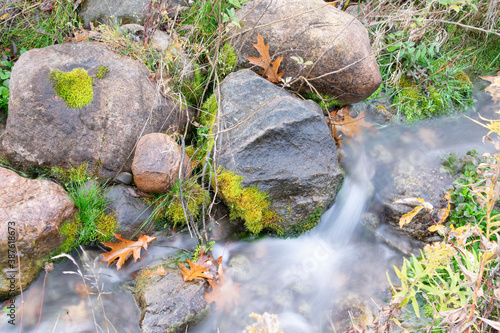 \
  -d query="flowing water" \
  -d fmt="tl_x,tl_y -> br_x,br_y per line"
2,84 -> 498,332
